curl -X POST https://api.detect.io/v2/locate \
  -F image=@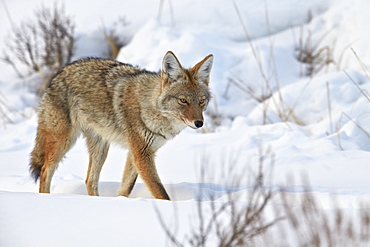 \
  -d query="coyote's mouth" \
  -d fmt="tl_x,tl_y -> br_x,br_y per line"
180,117 -> 203,129
180,117 -> 193,129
